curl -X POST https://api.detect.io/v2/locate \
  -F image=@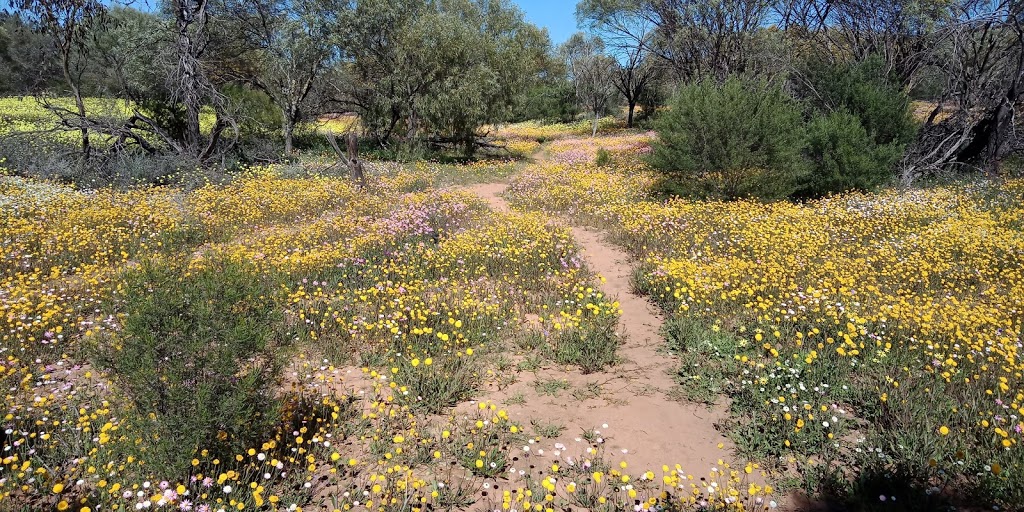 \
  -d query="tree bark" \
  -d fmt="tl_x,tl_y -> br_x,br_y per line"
174,0 -> 208,155
347,131 -> 366,188
282,109 -> 295,155
627,101 -> 636,128
71,82 -> 90,159
61,51 -> 90,158
592,111 -> 599,138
